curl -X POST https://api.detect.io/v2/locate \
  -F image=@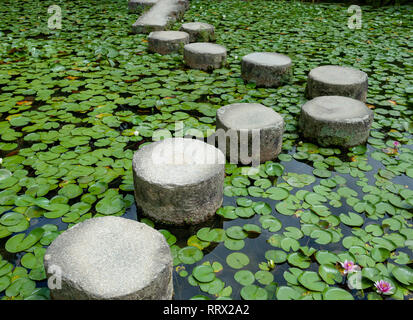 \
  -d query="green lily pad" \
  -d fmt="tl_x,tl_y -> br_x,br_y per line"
234,270 -> 255,286
5,228 -> 45,253
226,252 -> 250,269
392,266 -> 413,285
192,265 -> 216,283
298,271 -> 327,292
323,287 -> 354,300
240,284 -> 268,300
259,216 -> 282,232
178,246 -> 203,265
318,264 -> 343,285
339,212 -> 364,227
58,184 -> 83,199
276,286 -> 301,300
226,226 -> 247,240
255,270 -> 274,285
